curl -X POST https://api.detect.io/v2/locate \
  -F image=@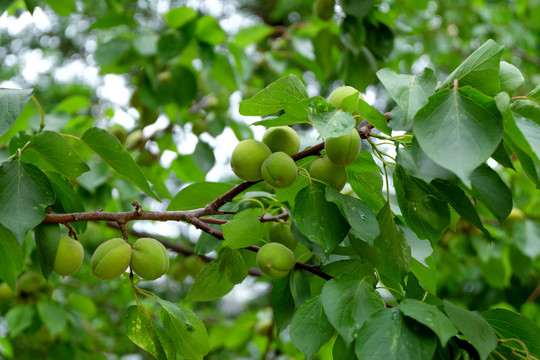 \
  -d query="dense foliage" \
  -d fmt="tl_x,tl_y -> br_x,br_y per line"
1,0 -> 540,359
